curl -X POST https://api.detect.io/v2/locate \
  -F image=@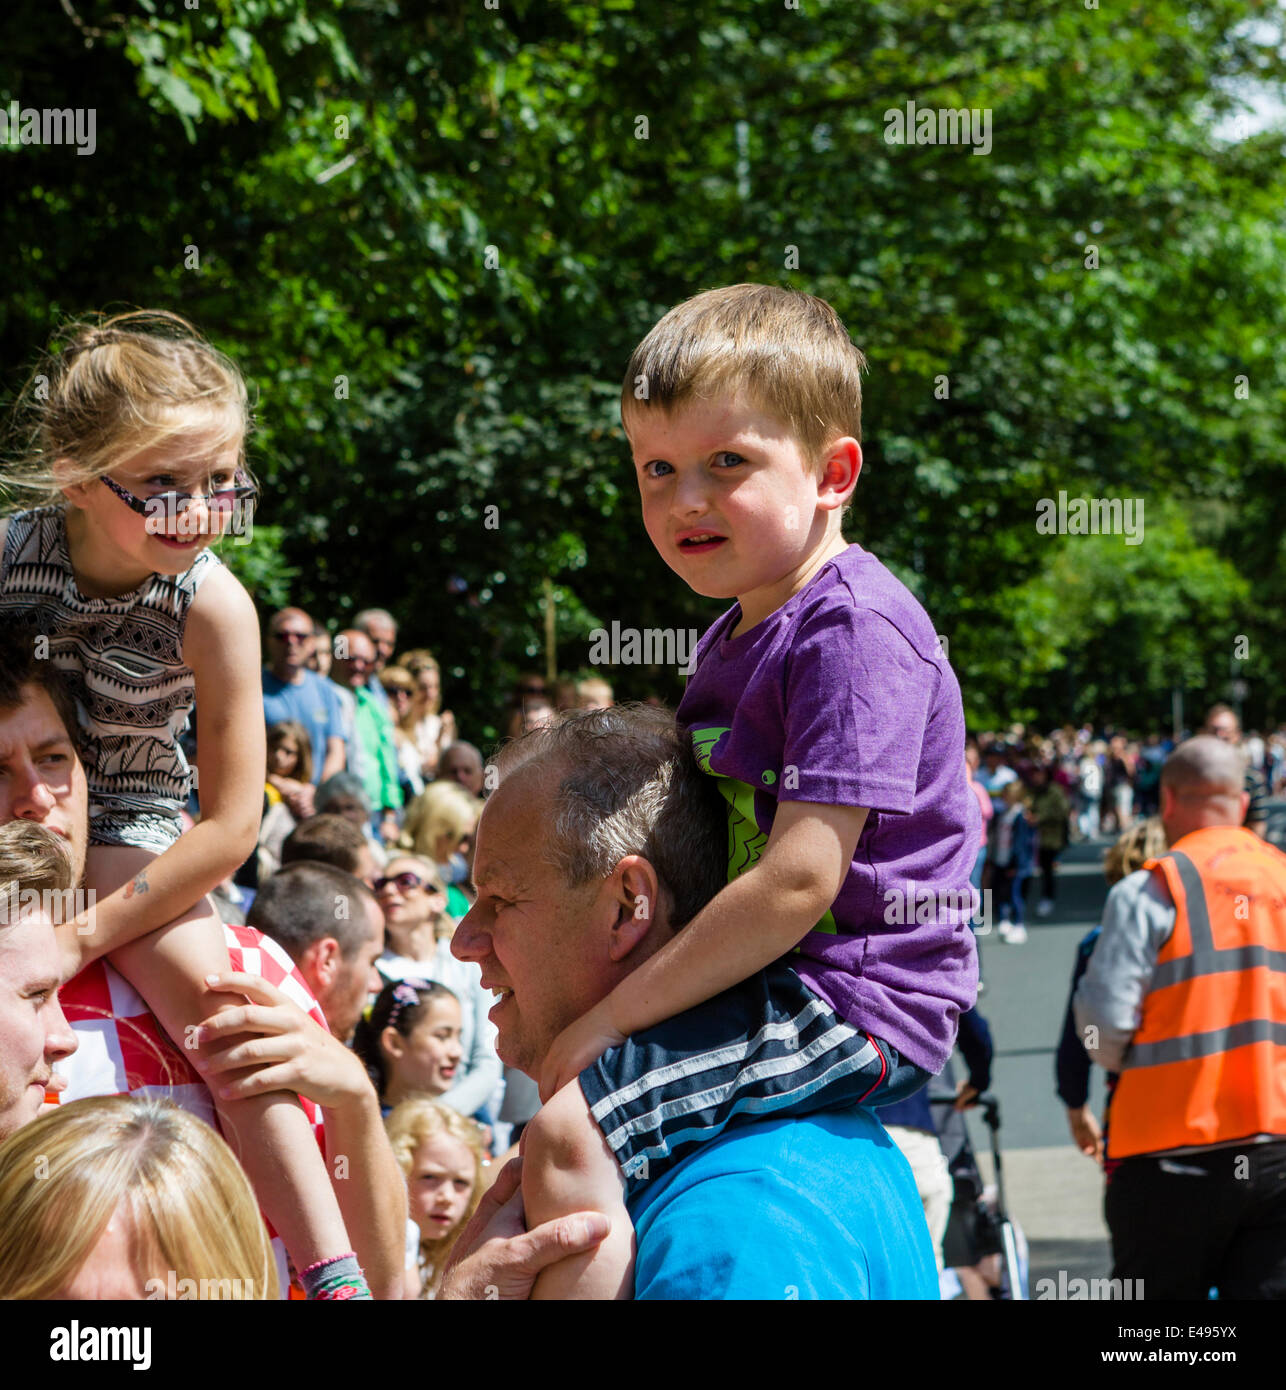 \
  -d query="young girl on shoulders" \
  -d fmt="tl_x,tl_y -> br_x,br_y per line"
0,310 -> 367,1298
